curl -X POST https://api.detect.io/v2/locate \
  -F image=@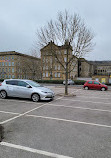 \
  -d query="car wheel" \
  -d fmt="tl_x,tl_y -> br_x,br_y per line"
101,87 -> 106,91
0,90 -> 7,99
31,93 -> 40,102
84,86 -> 89,90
